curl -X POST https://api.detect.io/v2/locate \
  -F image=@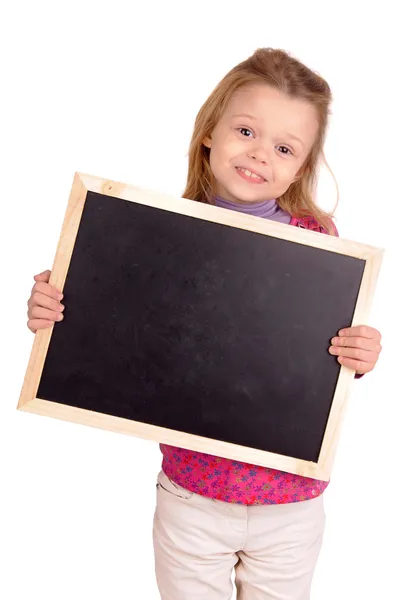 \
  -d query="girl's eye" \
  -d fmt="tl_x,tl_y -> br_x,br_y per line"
238,127 -> 253,137
277,145 -> 292,155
